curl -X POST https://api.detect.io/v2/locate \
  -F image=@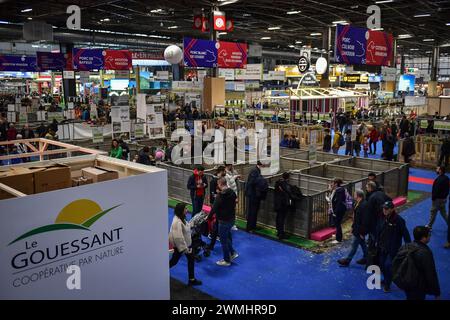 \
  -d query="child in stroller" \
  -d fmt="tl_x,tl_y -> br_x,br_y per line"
188,210 -> 210,261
